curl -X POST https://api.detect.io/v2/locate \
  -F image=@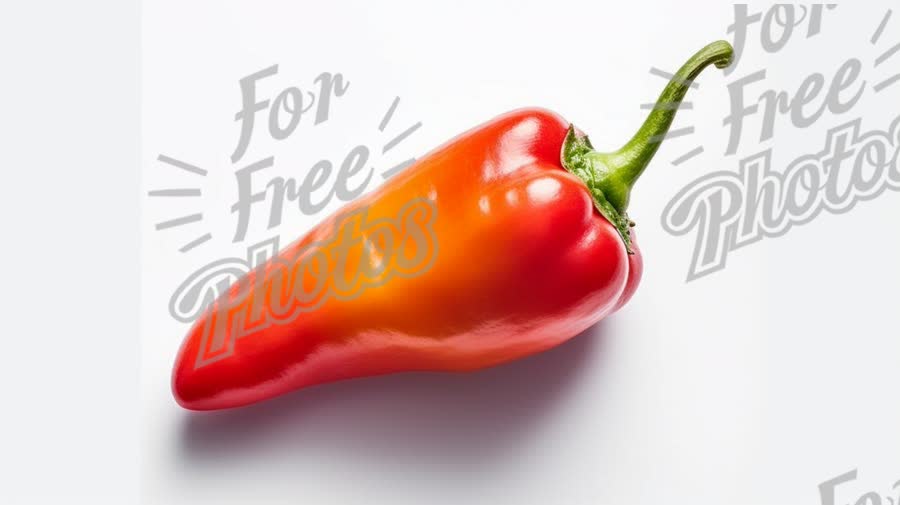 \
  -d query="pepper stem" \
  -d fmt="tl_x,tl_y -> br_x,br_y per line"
561,40 -> 734,253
